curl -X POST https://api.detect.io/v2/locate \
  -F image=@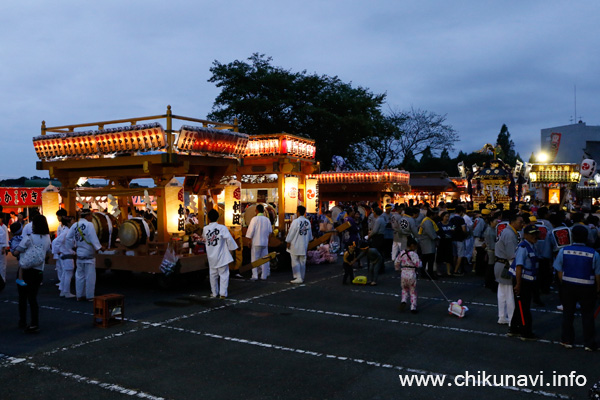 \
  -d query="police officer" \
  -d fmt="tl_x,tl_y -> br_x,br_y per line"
553,225 -> 600,351
508,224 -> 539,340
